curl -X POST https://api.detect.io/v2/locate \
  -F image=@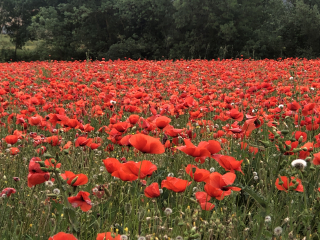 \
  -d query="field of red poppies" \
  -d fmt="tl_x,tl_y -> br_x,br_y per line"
1,59 -> 320,239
